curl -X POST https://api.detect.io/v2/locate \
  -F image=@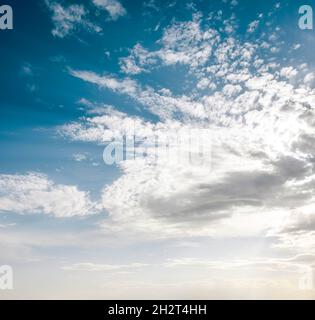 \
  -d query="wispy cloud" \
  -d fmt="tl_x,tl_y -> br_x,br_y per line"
45,0 -> 102,38
62,262 -> 148,272
165,255 -> 315,271
92,0 -> 126,20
